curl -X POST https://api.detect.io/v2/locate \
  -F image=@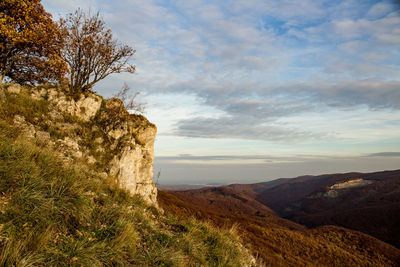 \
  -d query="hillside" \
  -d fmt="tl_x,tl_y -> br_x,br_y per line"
230,170 -> 400,248
2,84 -> 400,266
0,84 -> 254,266
158,187 -> 400,266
